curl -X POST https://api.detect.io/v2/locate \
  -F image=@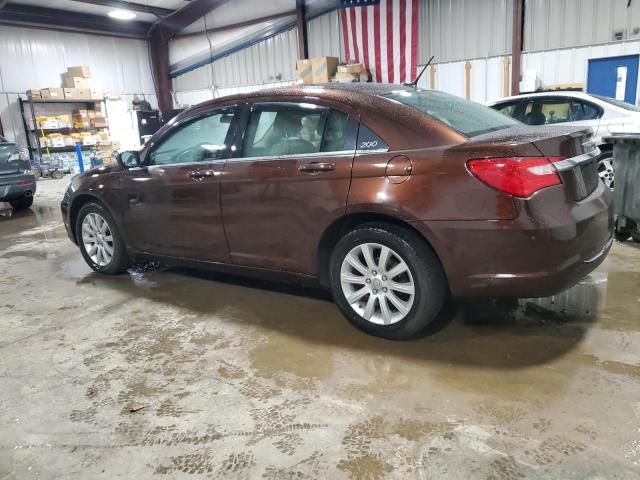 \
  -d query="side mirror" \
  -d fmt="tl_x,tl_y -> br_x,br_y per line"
117,150 -> 141,169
